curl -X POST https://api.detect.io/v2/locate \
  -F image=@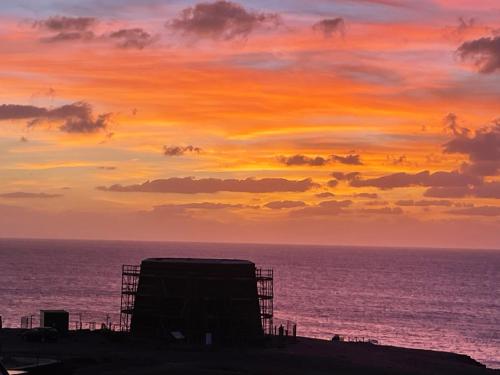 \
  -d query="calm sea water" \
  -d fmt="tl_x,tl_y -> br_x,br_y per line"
0,238 -> 498,368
